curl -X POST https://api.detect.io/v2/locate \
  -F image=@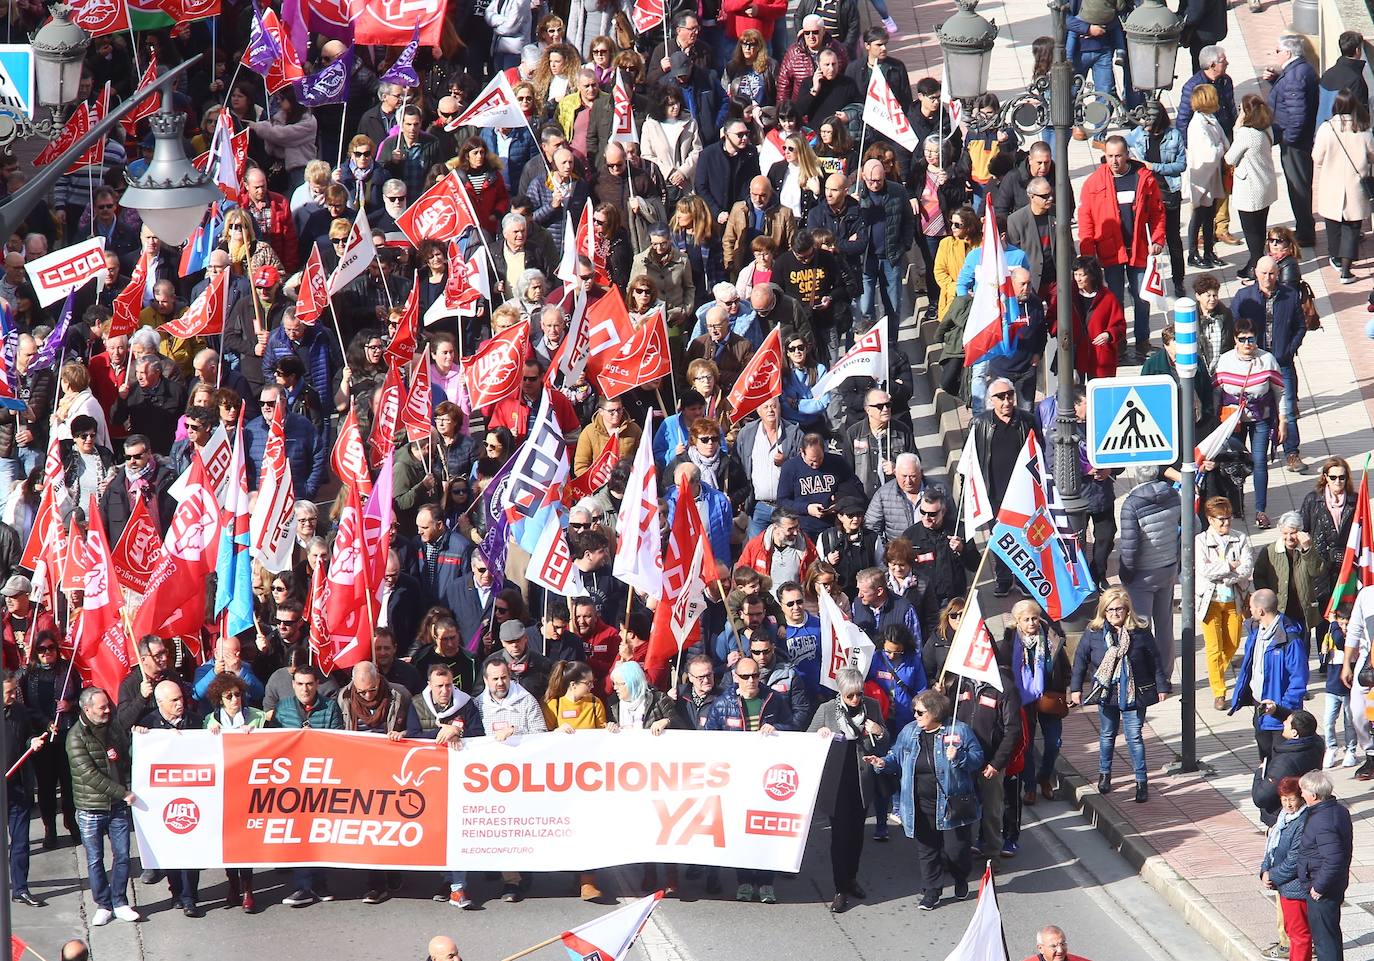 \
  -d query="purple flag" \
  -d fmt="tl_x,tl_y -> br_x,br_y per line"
242,4 -> 282,75
379,26 -> 420,87
28,292 -> 73,374
296,49 -> 352,106
464,513 -> 510,656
